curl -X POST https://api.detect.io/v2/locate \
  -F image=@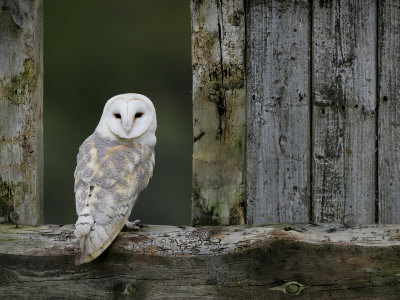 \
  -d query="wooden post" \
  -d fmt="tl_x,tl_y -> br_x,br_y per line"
378,0 -> 400,223
191,0 -> 246,225
246,0 -> 311,224
0,0 -> 43,225
312,0 -> 377,224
